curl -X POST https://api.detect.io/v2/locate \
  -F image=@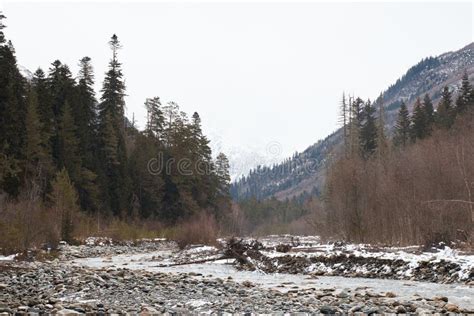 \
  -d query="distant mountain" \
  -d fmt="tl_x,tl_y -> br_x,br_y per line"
231,43 -> 474,201
18,65 -> 33,81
